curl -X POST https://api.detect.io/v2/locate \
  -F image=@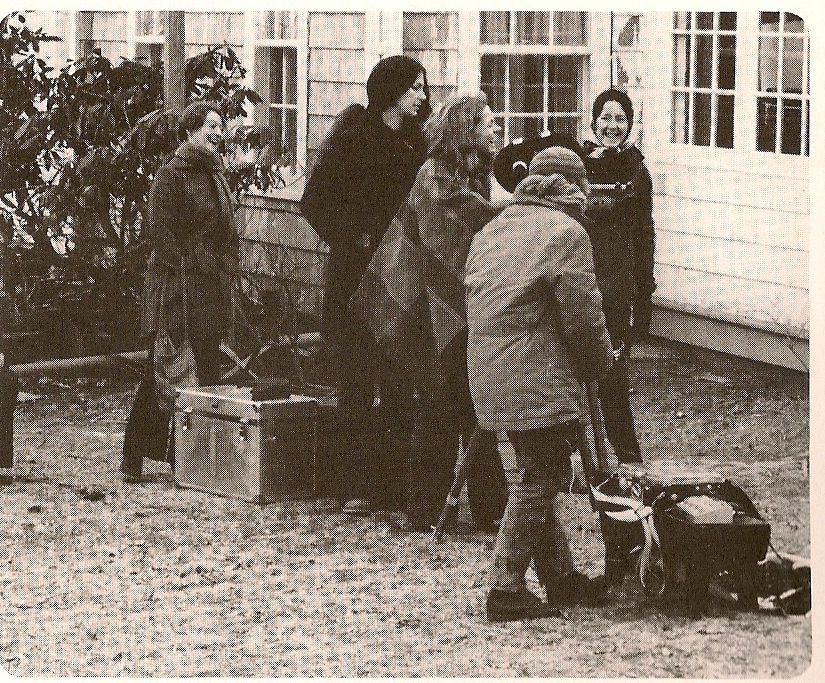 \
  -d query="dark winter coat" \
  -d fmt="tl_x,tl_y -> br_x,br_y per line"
582,141 -> 656,342
300,107 -> 427,341
465,176 -> 614,431
140,141 -> 239,346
